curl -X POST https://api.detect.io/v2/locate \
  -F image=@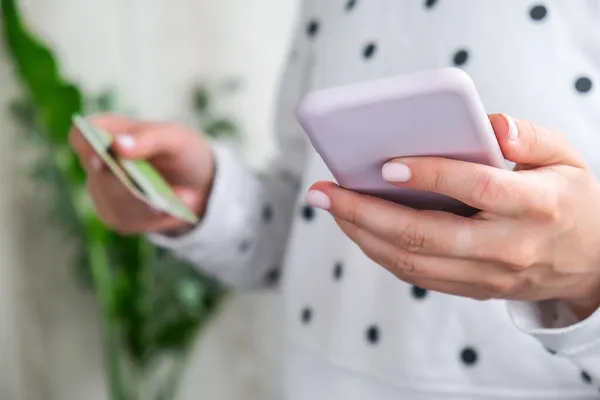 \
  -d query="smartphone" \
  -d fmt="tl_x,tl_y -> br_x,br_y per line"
295,67 -> 507,216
